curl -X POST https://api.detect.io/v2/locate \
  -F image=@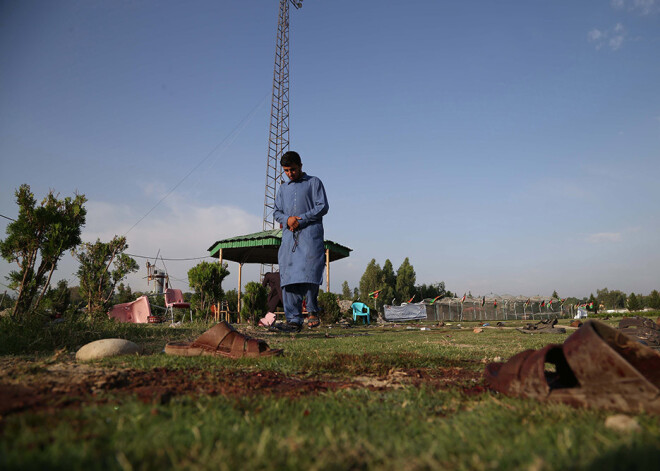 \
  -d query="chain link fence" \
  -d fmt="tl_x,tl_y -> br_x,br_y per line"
424,296 -> 576,322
